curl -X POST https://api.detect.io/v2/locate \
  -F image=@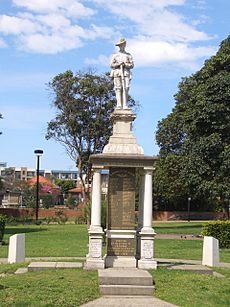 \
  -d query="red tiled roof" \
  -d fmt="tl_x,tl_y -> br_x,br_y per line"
28,175 -> 57,188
